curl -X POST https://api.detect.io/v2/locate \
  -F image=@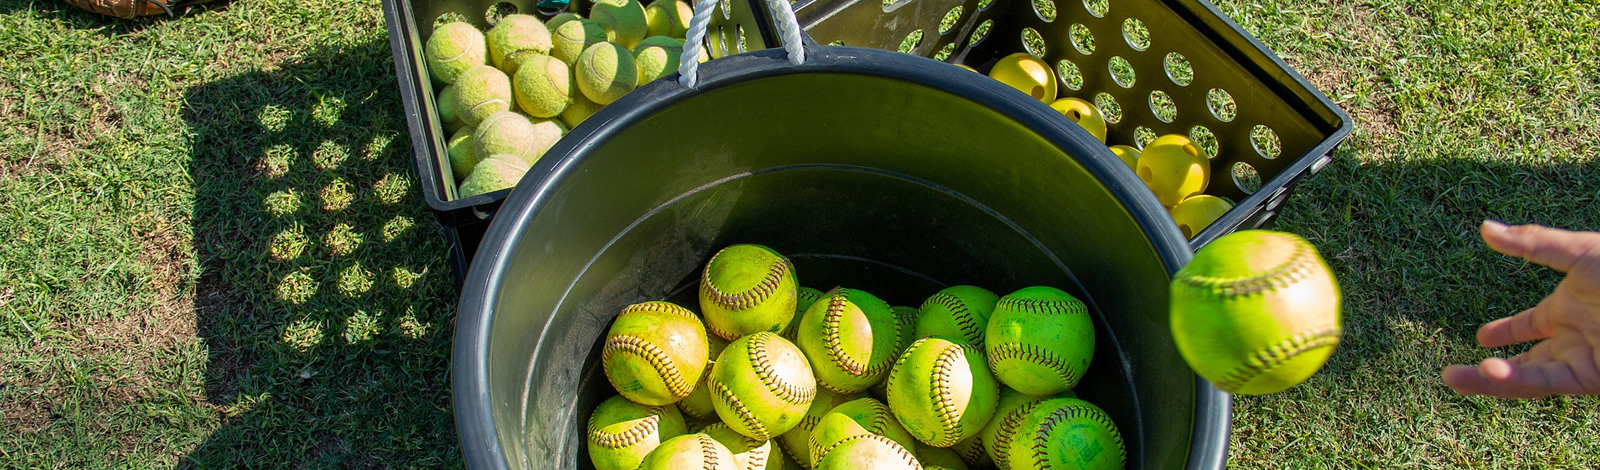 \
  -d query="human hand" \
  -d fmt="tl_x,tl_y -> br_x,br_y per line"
1442,221 -> 1600,398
